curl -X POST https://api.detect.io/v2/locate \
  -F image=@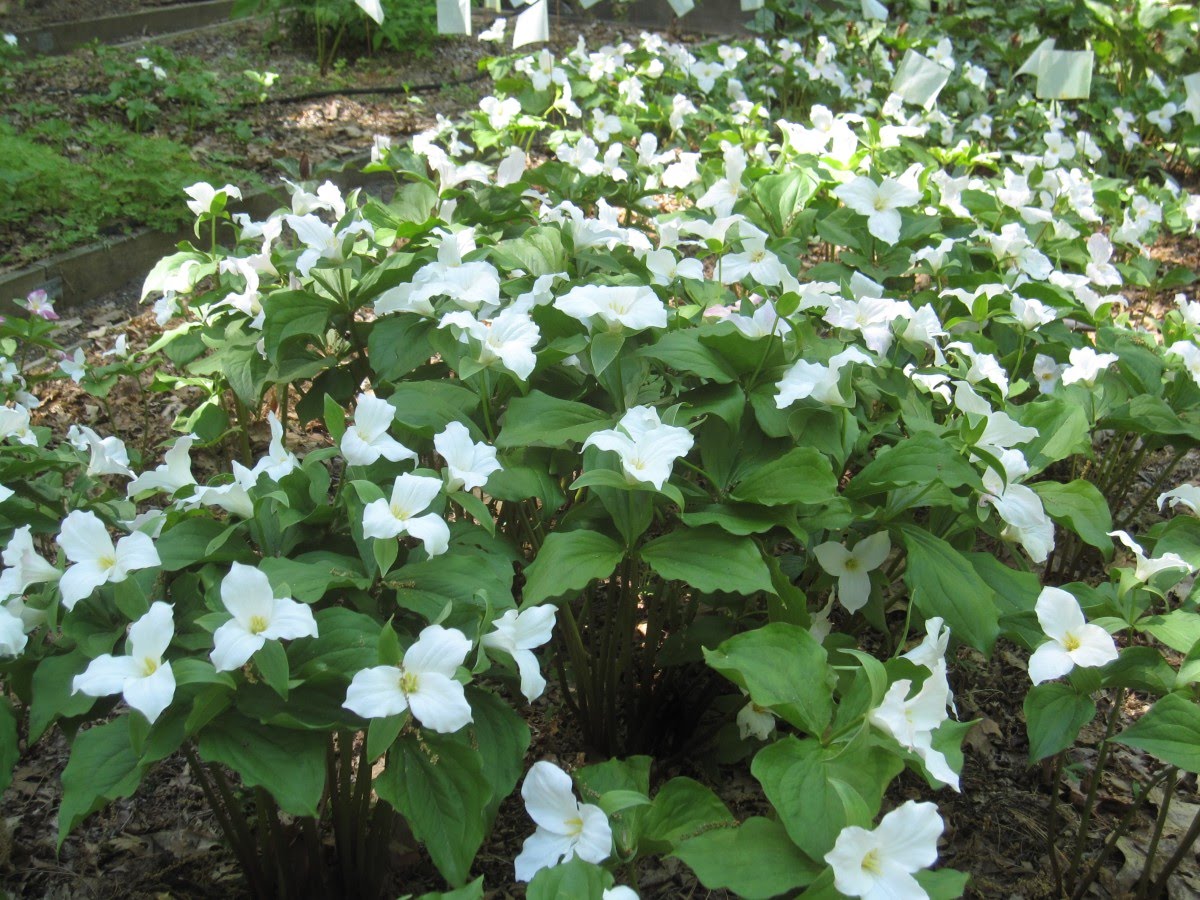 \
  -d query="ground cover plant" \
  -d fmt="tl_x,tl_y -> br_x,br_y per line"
3,0 -> 1200,896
